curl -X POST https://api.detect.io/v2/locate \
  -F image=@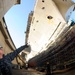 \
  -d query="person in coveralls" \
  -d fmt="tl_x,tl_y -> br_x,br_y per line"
46,62 -> 51,75
0,44 -> 29,75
